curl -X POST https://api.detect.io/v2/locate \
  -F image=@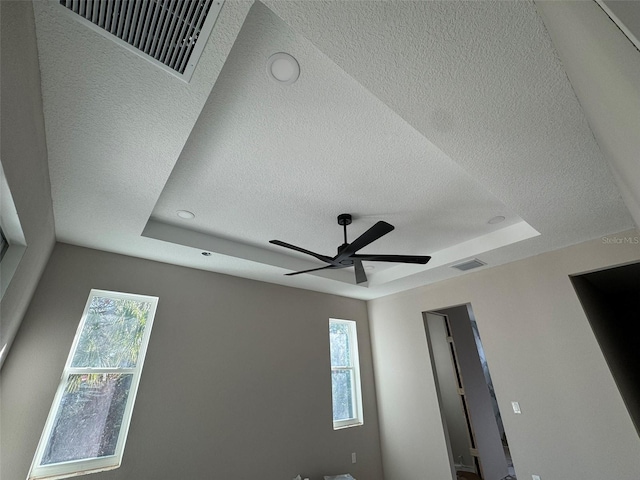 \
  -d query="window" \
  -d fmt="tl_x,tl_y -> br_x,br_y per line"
329,318 -> 363,429
28,290 -> 158,480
